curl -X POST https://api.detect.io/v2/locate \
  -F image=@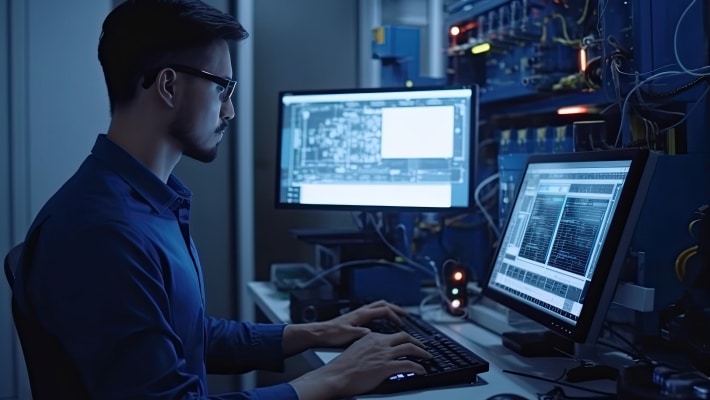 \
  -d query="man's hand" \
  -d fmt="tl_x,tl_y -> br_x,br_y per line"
283,300 -> 407,354
319,299 -> 407,347
290,331 -> 432,400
